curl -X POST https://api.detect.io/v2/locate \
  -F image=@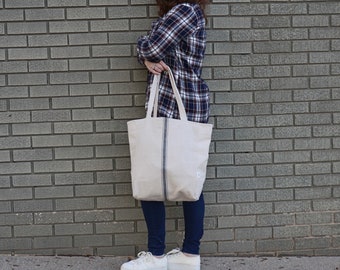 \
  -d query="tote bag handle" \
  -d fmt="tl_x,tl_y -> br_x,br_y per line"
146,68 -> 188,121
